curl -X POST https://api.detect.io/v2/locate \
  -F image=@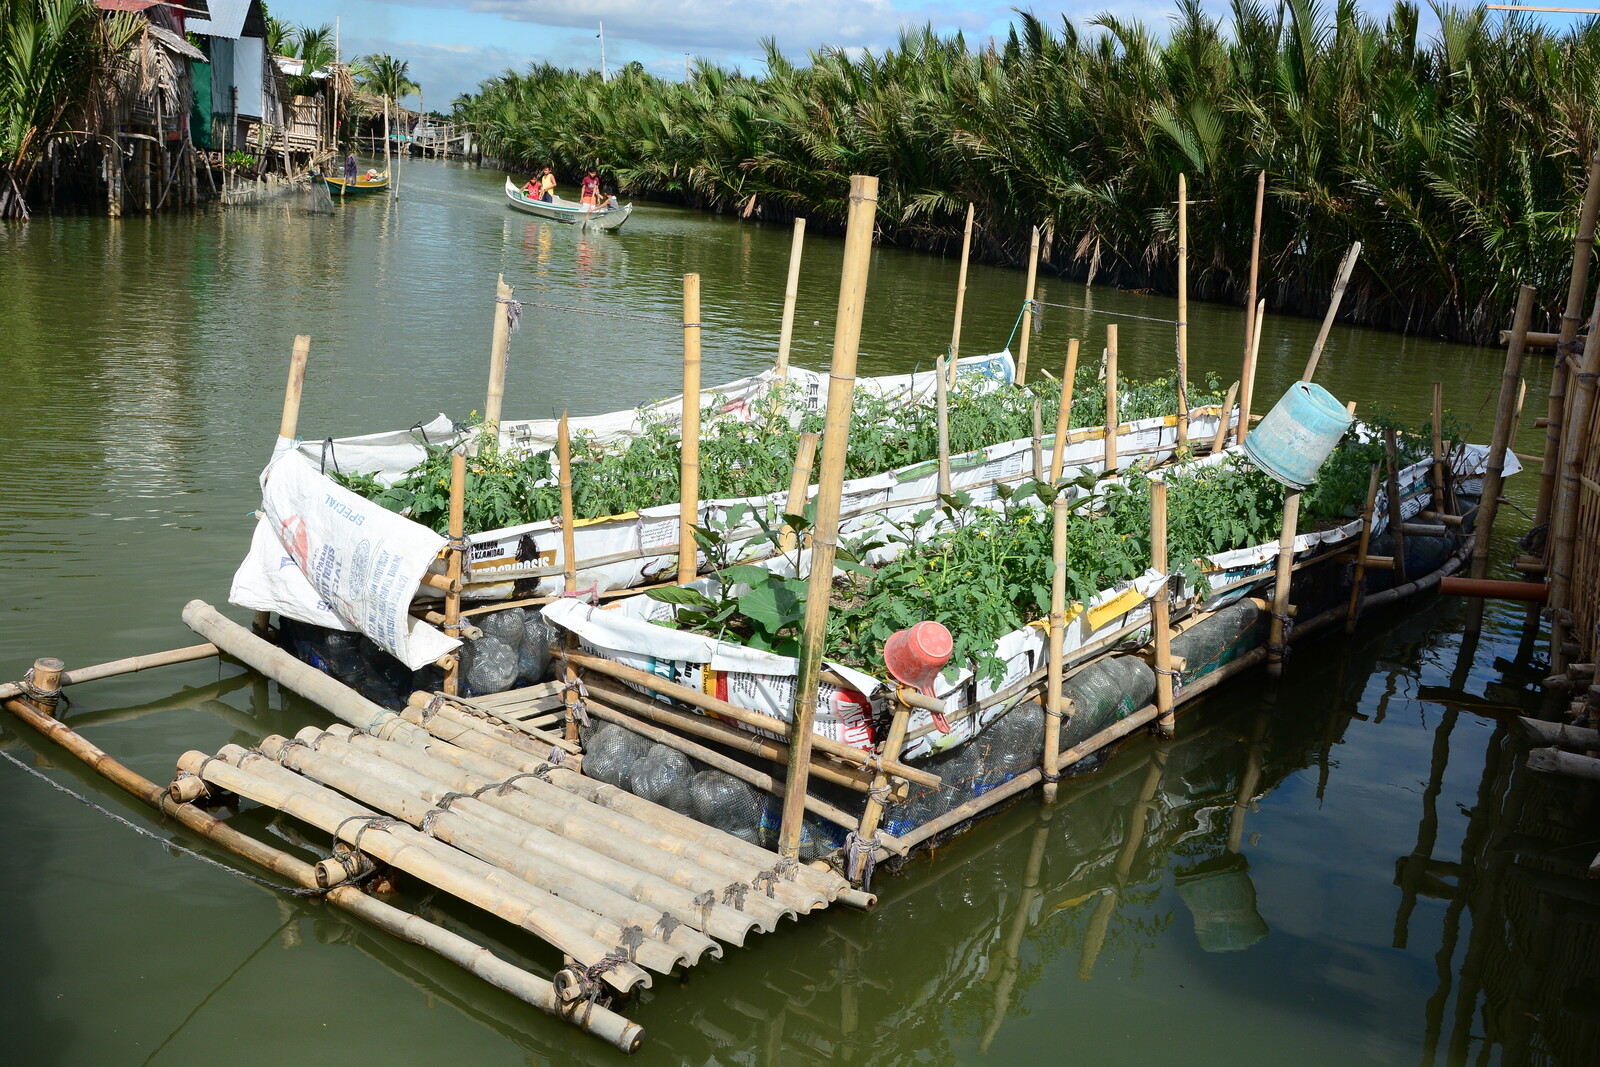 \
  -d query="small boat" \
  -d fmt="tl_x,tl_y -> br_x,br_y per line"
505,177 -> 632,230
322,171 -> 391,197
